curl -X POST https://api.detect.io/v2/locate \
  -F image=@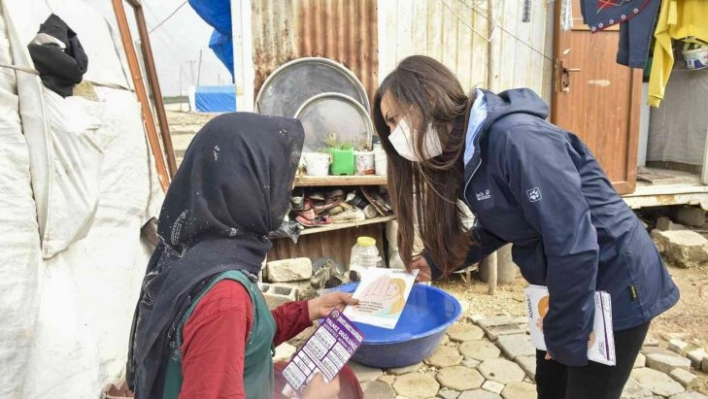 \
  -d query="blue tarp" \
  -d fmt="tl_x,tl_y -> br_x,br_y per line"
188,0 -> 231,34
195,85 -> 236,112
209,31 -> 233,77
189,0 -> 234,80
